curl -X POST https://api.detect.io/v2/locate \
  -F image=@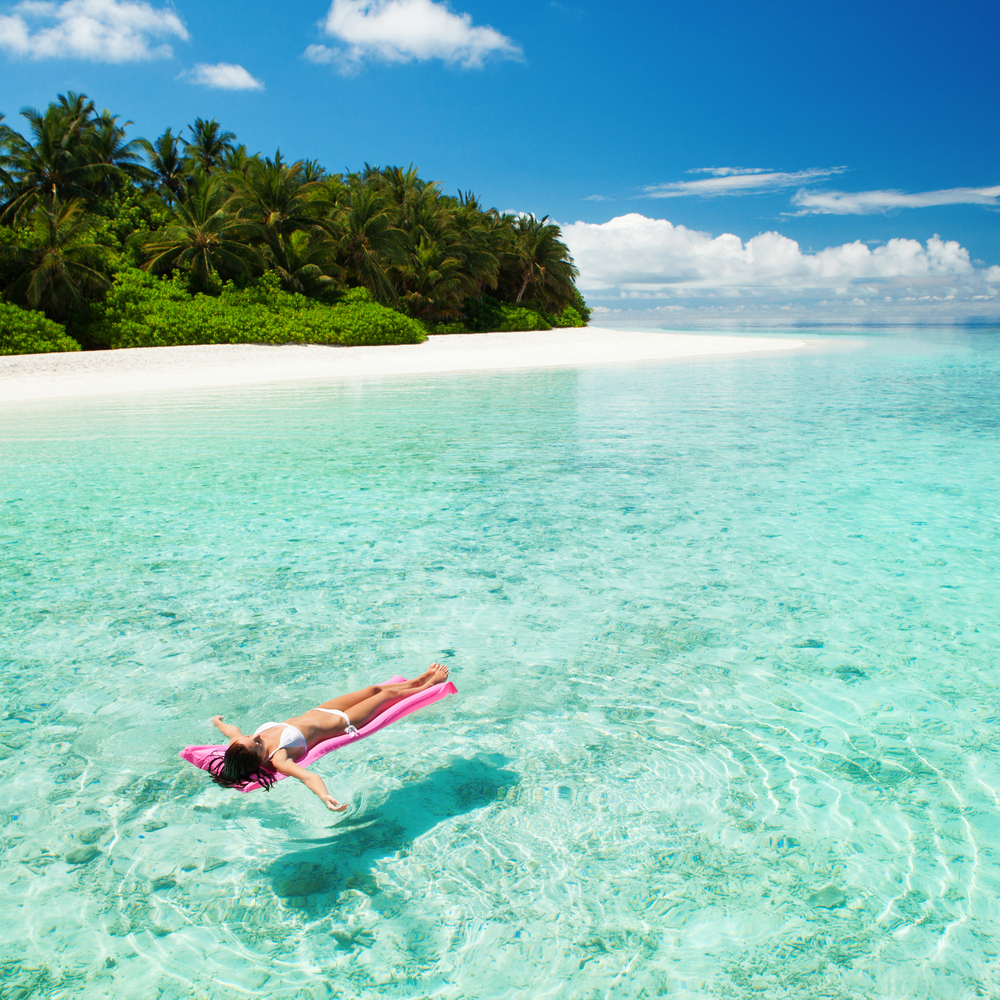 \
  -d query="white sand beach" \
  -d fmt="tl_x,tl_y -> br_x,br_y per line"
0,328 -> 809,403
